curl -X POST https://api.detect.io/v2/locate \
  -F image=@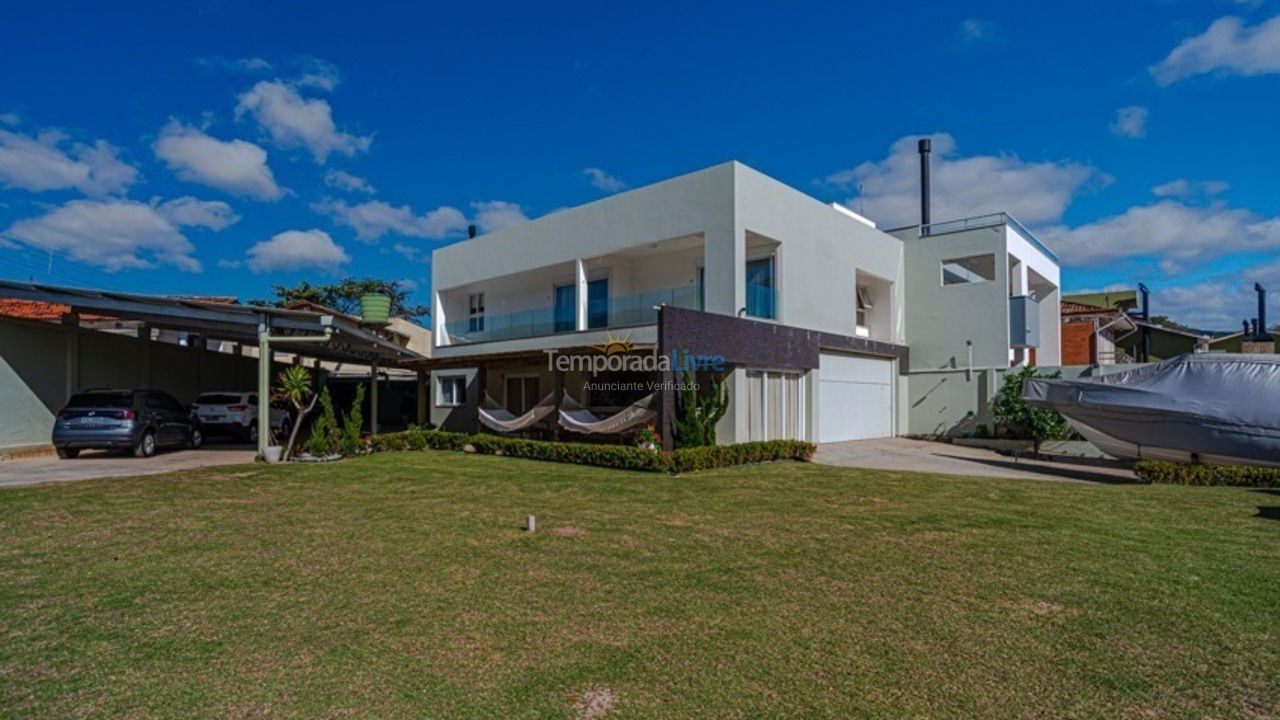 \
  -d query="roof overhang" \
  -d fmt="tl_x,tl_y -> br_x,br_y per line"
0,280 -> 423,365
